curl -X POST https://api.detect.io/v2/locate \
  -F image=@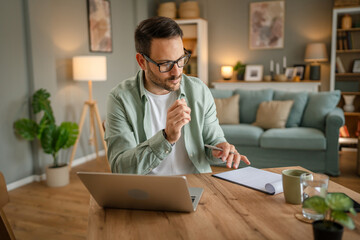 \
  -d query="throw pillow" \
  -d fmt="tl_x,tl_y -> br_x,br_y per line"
273,90 -> 309,128
253,100 -> 294,129
214,94 -> 240,124
234,89 -> 274,124
301,90 -> 341,131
